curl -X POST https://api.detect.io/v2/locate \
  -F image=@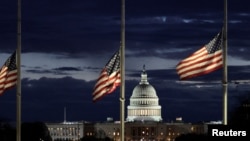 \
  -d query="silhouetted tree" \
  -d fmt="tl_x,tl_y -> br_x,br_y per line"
0,120 -> 15,141
229,97 -> 250,125
21,121 -> 52,141
175,133 -> 208,141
